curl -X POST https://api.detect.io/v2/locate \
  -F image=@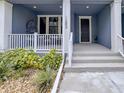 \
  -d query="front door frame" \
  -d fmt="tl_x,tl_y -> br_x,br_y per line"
79,16 -> 92,43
